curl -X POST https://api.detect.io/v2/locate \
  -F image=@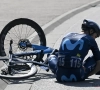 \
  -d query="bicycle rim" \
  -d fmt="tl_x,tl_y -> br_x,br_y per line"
0,64 -> 37,79
0,18 -> 46,56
